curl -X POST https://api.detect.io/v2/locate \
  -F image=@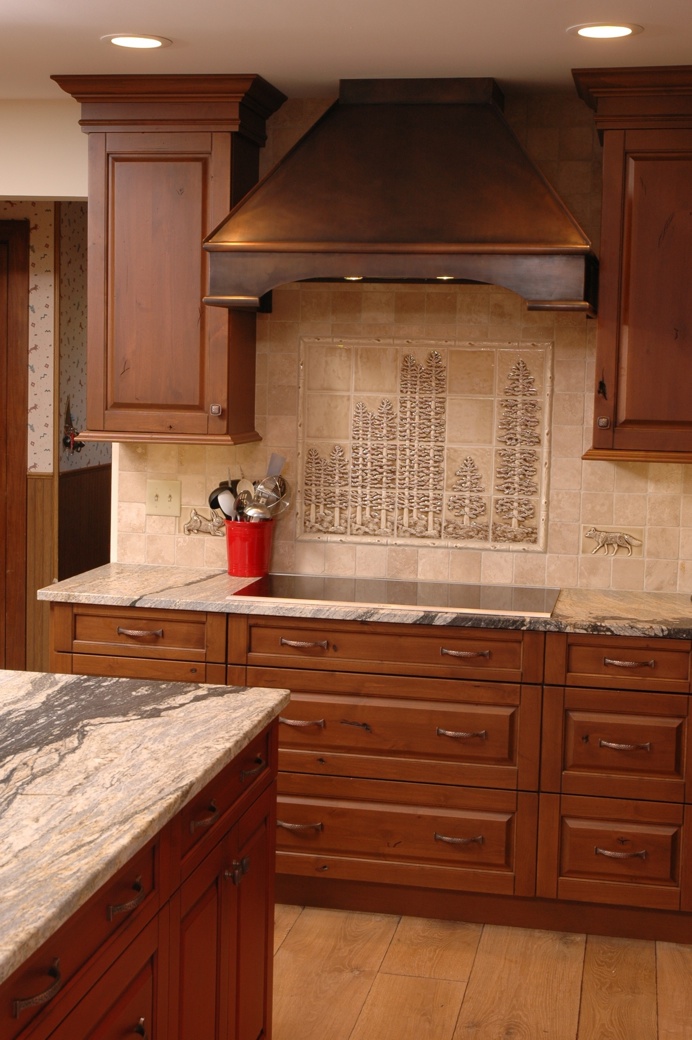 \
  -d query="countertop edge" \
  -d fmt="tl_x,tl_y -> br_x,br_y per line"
0,675 -> 290,987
